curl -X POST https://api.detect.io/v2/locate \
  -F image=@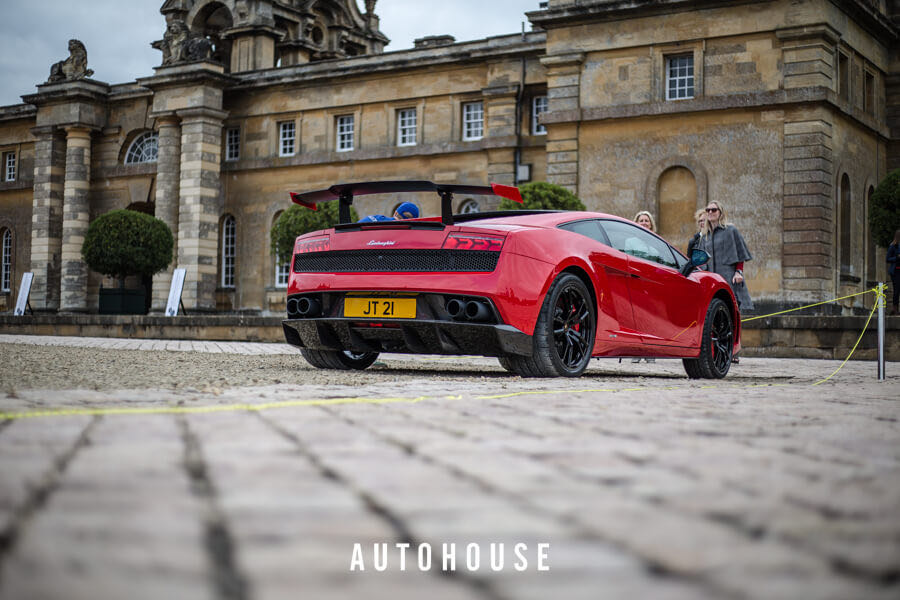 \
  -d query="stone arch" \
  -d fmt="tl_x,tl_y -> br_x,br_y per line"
187,1 -> 234,66
643,156 -> 708,250
120,130 -> 159,165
